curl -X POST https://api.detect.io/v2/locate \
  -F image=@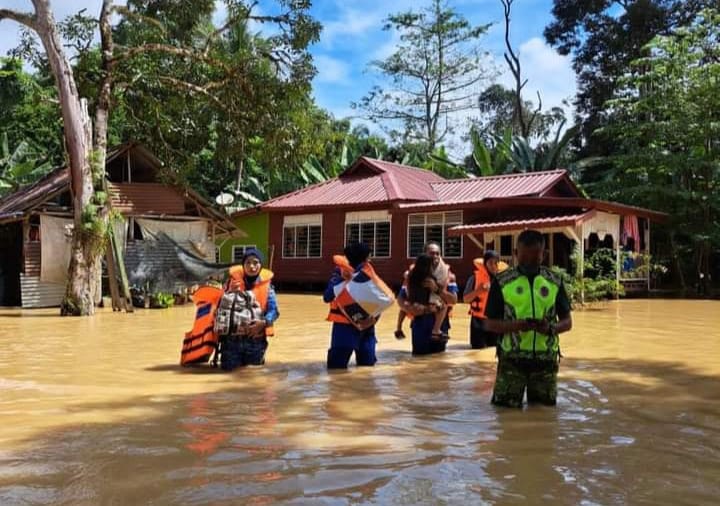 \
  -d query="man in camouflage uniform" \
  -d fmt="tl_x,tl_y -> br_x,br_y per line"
484,230 -> 573,408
